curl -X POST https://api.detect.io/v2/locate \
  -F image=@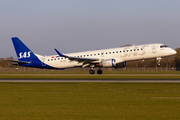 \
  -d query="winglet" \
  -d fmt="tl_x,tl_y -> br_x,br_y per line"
54,49 -> 66,57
